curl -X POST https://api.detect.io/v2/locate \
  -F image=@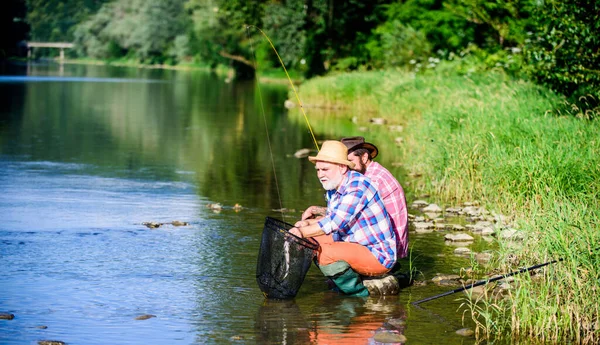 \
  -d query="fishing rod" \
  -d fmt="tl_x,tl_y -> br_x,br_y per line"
411,257 -> 563,306
412,228 -> 600,306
